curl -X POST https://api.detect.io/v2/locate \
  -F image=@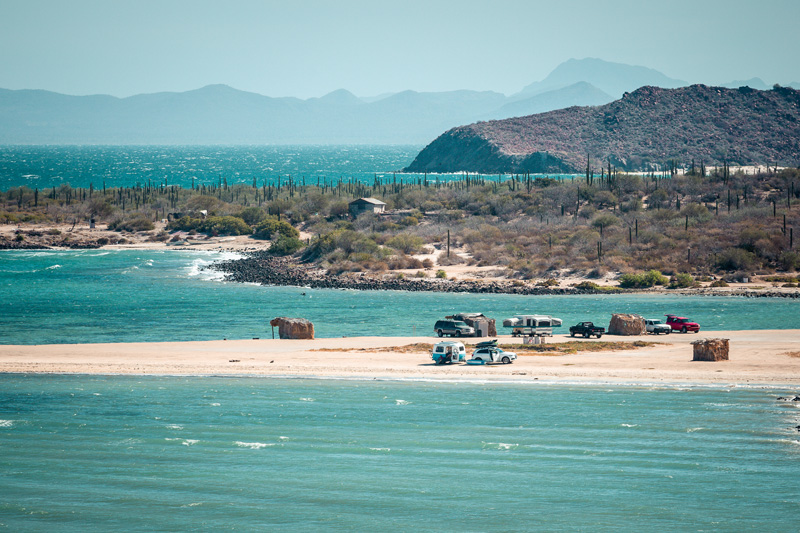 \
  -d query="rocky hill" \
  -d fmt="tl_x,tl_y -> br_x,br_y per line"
404,85 -> 800,174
